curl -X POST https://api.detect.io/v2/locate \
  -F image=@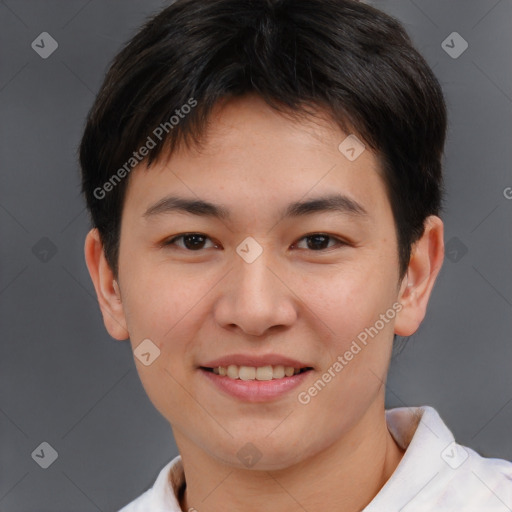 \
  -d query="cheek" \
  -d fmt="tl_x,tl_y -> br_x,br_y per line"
300,259 -> 396,338
120,261 -> 216,355
295,270 -> 396,441
296,251 -> 398,403
119,265 -> 209,420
